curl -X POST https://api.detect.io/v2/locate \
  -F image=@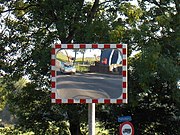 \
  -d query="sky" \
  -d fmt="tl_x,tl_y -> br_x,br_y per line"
61,49 -> 101,58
